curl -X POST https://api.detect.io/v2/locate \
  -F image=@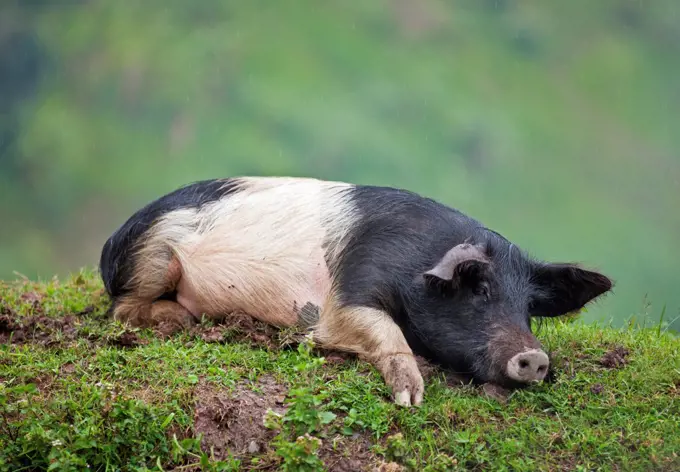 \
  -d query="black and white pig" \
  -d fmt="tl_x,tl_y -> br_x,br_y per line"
99,176 -> 612,406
